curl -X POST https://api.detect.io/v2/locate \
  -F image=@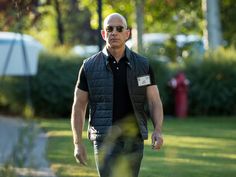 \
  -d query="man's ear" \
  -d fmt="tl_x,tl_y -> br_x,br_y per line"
126,29 -> 131,41
101,30 -> 106,40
